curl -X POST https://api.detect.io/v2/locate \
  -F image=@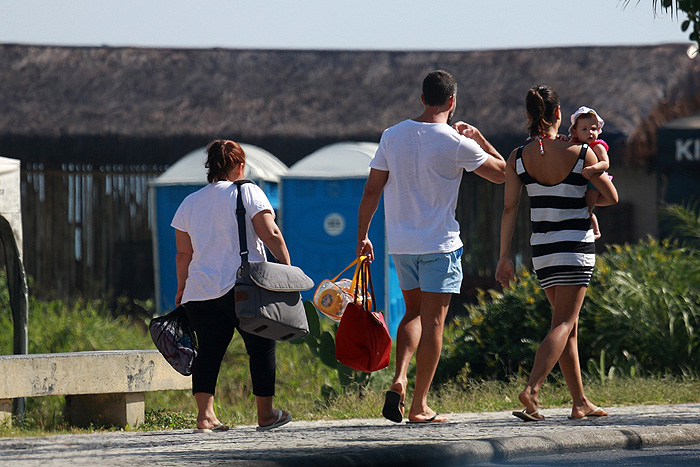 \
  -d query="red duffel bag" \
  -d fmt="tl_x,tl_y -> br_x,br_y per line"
335,257 -> 391,373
